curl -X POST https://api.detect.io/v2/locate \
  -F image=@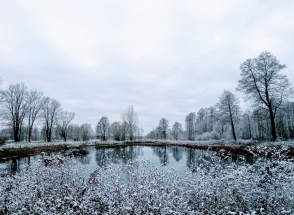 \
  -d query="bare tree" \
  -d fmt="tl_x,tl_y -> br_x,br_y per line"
26,90 -> 45,142
110,122 -> 122,141
251,107 -> 269,141
32,127 -> 40,141
196,108 -> 208,134
214,113 -> 229,139
159,118 -> 169,139
185,112 -> 196,140
96,117 -> 110,141
120,121 -> 128,141
57,111 -> 75,141
283,102 -> 294,139
237,52 -> 293,141
80,123 -> 93,141
0,83 -> 29,142
240,110 -> 252,140
139,128 -> 144,140
207,106 -> 216,132
43,98 -> 61,142
155,126 -> 163,139
172,122 -> 183,140
122,105 -> 139,141
146,129 -> 156,139
217,90 -> 240,142
68,124 -> 81,141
